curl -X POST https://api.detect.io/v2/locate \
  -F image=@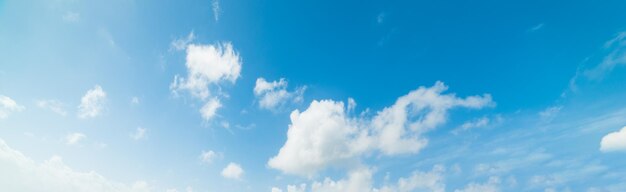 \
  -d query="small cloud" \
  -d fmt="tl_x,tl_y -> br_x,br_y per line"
131,97 -> 140,105
199,150 -> 218,164
221,162 -> 244,179
37,100 -> 67,116
528,23 -> 545,32
65,132 -> 86,145
62,11 -> 80,23
600,126 -> 626,152
170,32 -> 195,51
130,127 -> 147,140
253,77 -> 306,111
212,0 -> 220,21
539,106 -> 562,120
77,85 -> 107,119
0,95 -> 25,119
